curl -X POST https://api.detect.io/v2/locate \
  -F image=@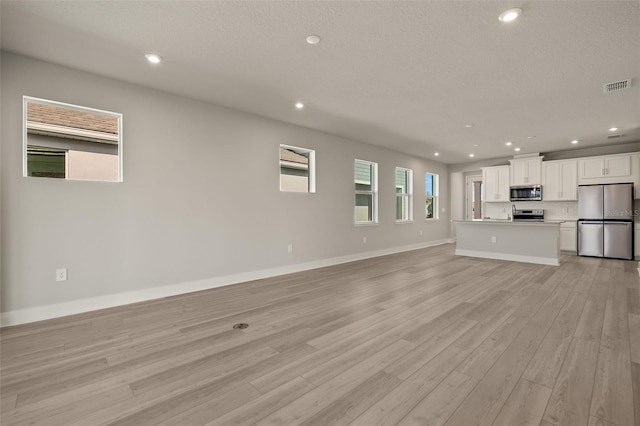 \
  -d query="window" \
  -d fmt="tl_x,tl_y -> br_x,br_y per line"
425,173 -> 439,220
27,147 -> 66,178
395,167 -> 413,222
279,145 -> 315,193
23,96 -> 123,182
354,159 -> 378,224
